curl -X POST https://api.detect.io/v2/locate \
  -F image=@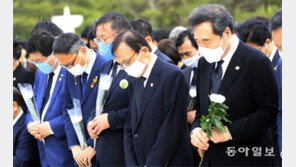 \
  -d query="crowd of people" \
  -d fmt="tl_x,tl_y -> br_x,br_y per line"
13,3 -> 282,167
